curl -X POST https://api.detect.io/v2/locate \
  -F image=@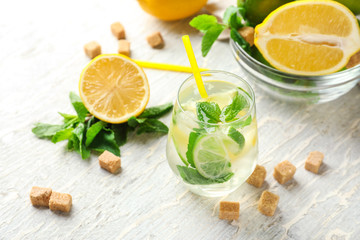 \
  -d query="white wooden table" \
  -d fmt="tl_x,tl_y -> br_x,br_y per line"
1,0 -> 360,239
